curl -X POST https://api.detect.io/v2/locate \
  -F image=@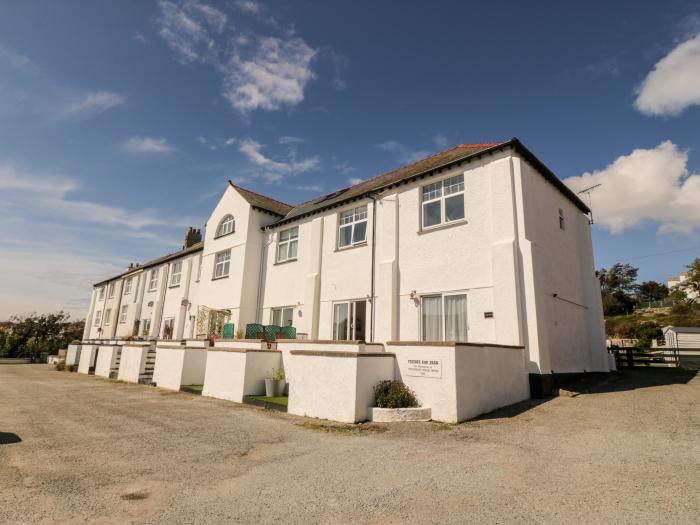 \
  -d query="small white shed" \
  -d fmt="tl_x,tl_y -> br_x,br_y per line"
663,326 -> 700,348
